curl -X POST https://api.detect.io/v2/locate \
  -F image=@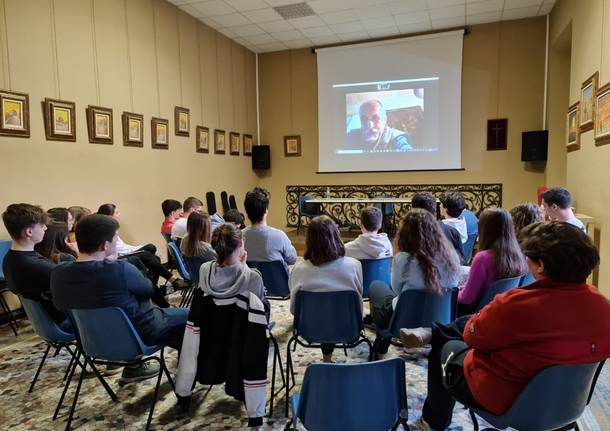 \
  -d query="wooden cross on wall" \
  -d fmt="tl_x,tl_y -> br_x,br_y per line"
487,118 -> 508,150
